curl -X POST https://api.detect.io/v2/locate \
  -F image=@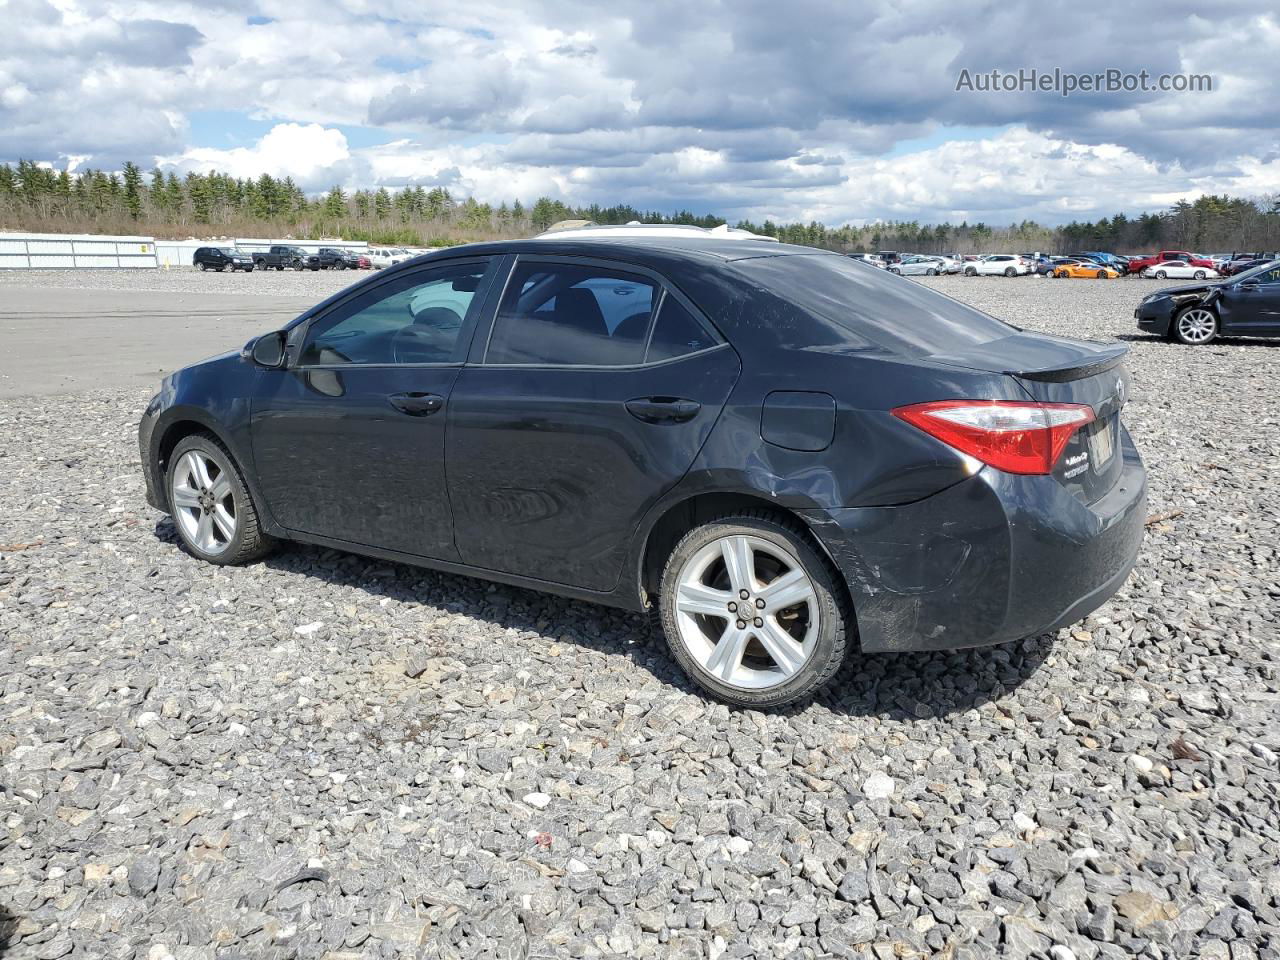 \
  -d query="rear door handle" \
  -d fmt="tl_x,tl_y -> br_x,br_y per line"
388,392 -> 444,416
625,397 -> 701,424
